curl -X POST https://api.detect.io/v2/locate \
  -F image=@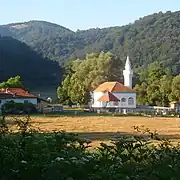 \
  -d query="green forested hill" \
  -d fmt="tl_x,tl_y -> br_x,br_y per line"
72,11 -> 180,74
0,35 -> 61,88
0,11 -> 180,75
0,21 -> 75,63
